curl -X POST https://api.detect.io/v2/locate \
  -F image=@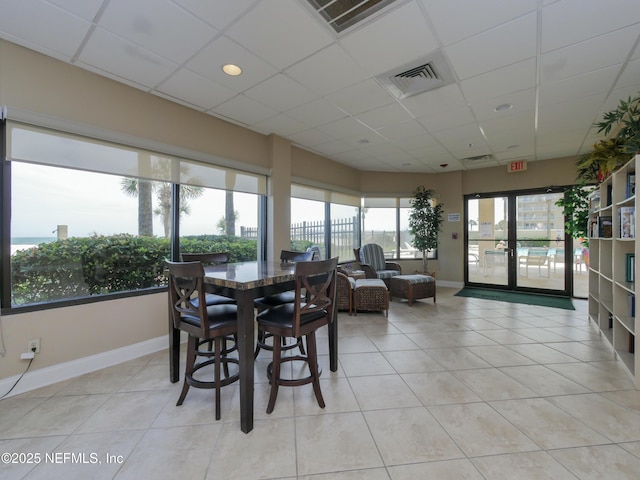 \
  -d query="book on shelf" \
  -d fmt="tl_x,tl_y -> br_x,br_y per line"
589,219 -> 598,238
627,172 -> 636,198
619,206 -> 635,238
606,184 -> 613,206
598,215 -> 613,238
626,253 -> 635,283
628,293 -> 635,318
590,191 -> 601,212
